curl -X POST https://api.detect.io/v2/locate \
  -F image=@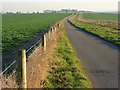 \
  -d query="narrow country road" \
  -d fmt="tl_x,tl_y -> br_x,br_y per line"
64,20 -> 118,88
